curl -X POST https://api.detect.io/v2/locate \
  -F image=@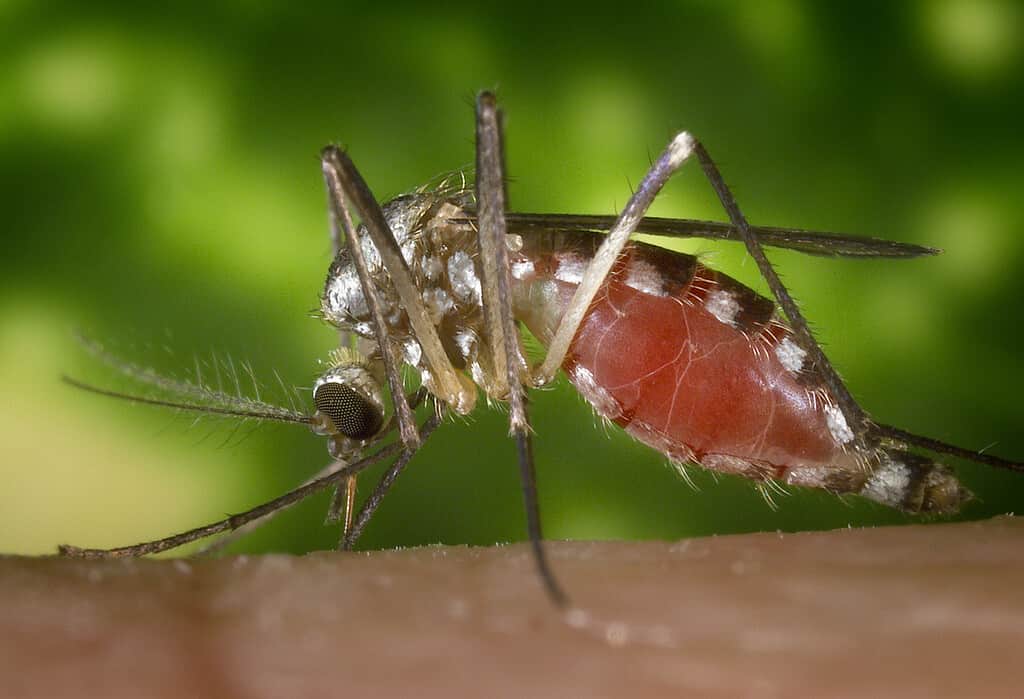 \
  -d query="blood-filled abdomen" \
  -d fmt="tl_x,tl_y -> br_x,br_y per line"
510,231 -> 858,488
